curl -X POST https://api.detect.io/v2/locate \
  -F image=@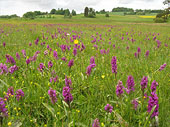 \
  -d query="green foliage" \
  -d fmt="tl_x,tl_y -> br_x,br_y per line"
154,18 -> 166,23
50,9 -> 56,14
72,10 -> 76,16
105,13 -> 110,17
0,14 -> 19,19
112,7 -> 134,12
84,7 -> 89,17
23,12 -> 36,19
